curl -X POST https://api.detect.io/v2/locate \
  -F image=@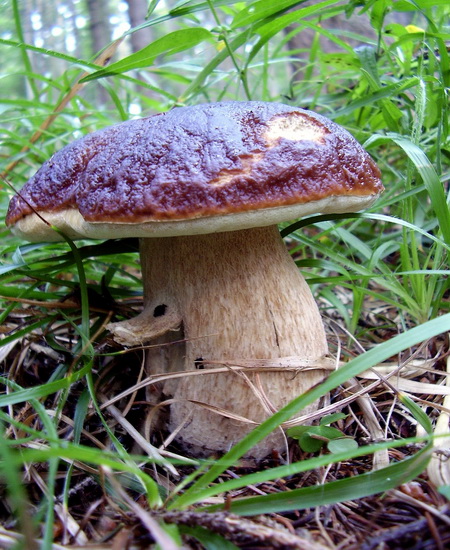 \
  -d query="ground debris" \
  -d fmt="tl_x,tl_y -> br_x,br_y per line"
155,509 -> 329,549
